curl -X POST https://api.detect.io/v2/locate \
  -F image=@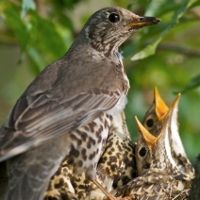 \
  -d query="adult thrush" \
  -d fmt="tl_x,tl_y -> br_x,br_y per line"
0,7 -> 160,200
